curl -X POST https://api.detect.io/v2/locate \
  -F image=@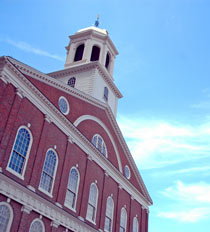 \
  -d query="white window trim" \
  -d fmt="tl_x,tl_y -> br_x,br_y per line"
103,86 -> 109,102
0,202 -> 14,232
6,125 -> 33,180
133,216 -> 139,232
124,165 -> 131,179
58,96 -> 70,115
29,218 -> 45,232
120,207 -> 127,232
67,77 -> 76,88
92,134 -> 108,158
86,182 -> 98,224
38,148 -> 58,197
64,166 -> 80,212
104,196 -> 114,232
